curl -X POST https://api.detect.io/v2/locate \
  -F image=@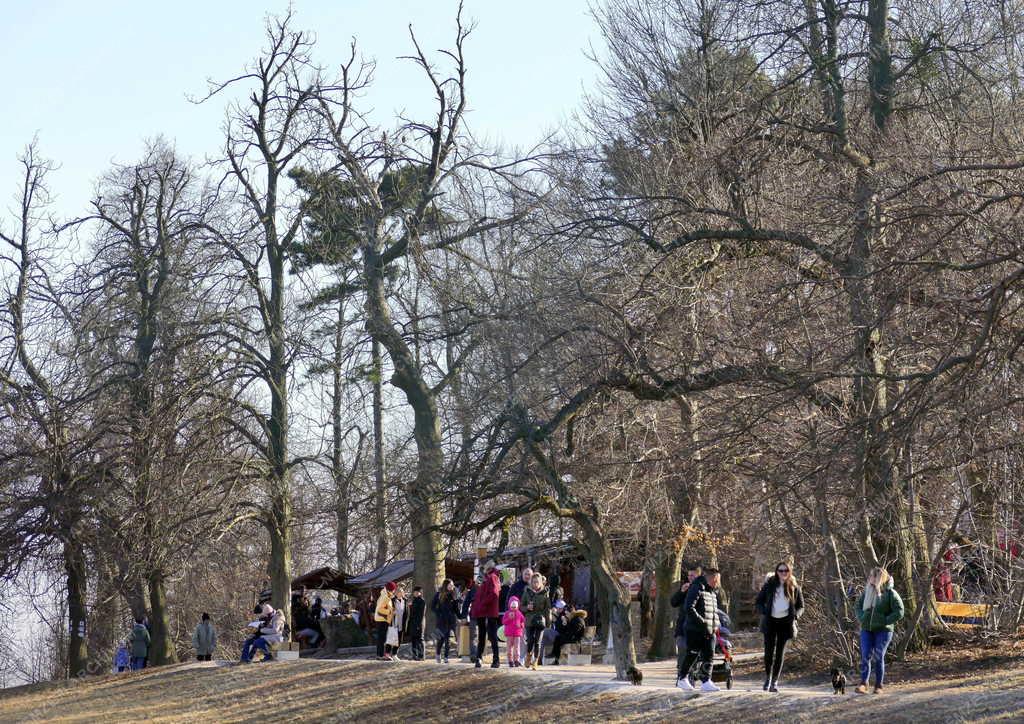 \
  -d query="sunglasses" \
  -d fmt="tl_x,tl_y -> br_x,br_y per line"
777,568 -> 790,573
